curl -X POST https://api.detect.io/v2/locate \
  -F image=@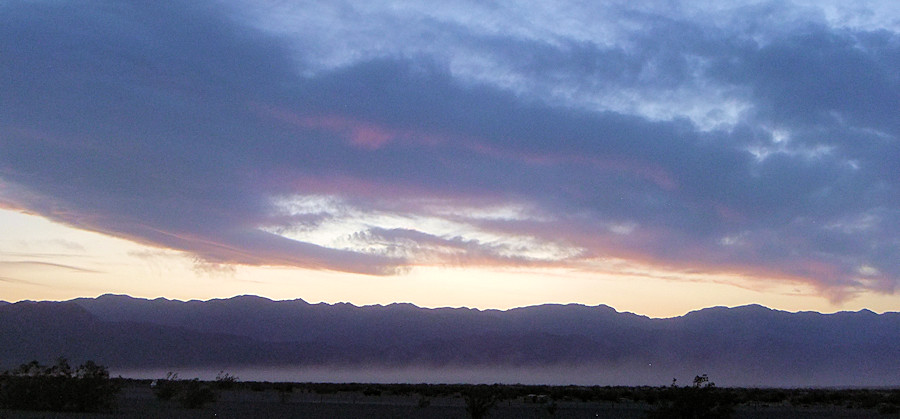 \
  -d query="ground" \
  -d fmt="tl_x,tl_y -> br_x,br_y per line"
0,381 -> 895,418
